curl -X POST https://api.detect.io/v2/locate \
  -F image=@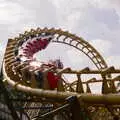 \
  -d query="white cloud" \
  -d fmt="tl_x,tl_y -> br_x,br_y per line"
0,0 -> 58,47
67,48 -> 83,63
0,2 -> 31,24
50,0 -> 120,42
90,39 -> 112,56
67,48 -> 96,69
0,0 -> 120,93
0,0 -> 119,67
107,56 -> 120,69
